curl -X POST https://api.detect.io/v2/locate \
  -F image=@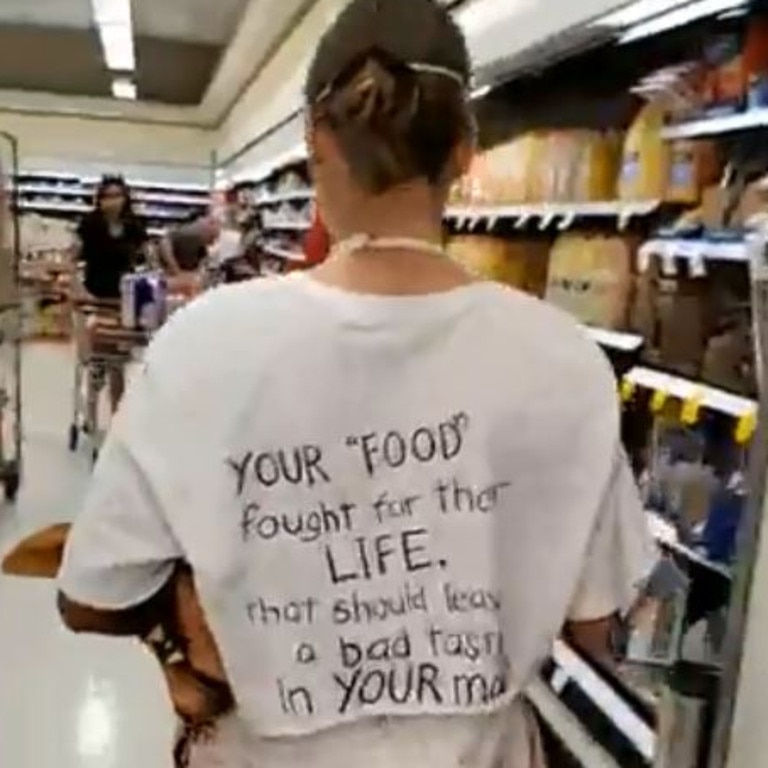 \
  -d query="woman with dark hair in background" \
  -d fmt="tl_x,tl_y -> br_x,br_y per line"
75,175 -> 147,300
57,1 -> 653,766
73,175 -> 148,411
